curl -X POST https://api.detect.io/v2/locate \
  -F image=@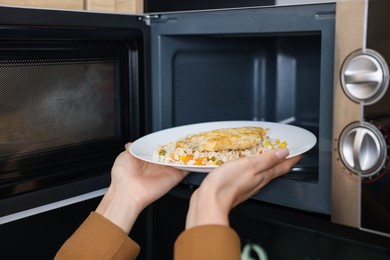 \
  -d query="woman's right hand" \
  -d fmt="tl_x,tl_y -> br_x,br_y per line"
95,143 -> 188,234
185,148 -> 302,229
